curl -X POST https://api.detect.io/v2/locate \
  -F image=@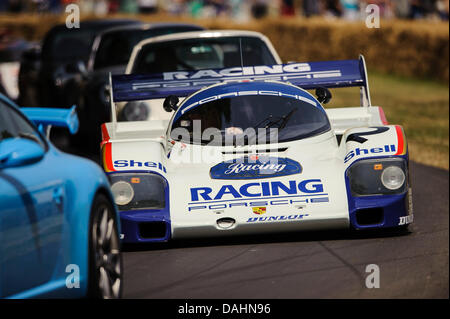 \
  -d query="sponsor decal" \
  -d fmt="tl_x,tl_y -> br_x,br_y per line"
398,214 -> 413,226
188,196 -> 329,212
130,63 -> 342,91
188,197 -> 328,212
210,156 -> 302,180
162,63 -> 312,81
247,214 -> 310,223
180,91 -> 318,116
190,179 -> 323,202
344,145 -> 396,163
252,207 -> 267,215
113,160 -> 167,173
